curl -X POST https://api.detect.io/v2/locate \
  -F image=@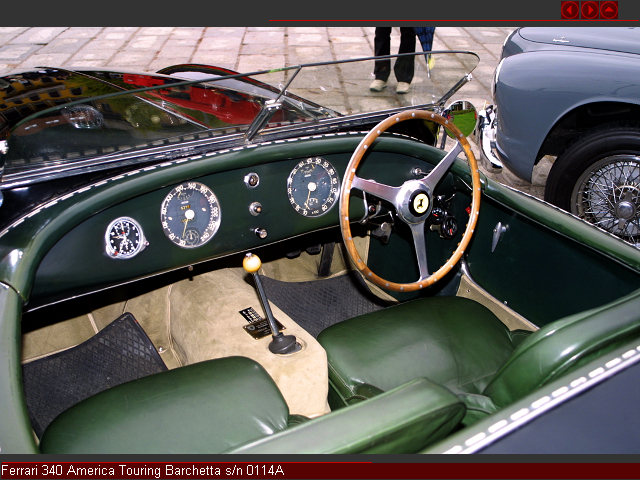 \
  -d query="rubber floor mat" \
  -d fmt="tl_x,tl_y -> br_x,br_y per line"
259,273 -> 388,338
22,312 -> 167,437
